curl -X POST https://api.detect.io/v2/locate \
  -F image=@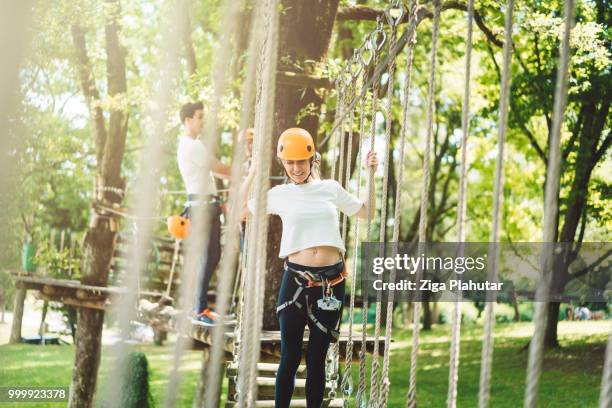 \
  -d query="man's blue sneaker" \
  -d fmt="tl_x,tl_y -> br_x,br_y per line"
192,308 -> 219,326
